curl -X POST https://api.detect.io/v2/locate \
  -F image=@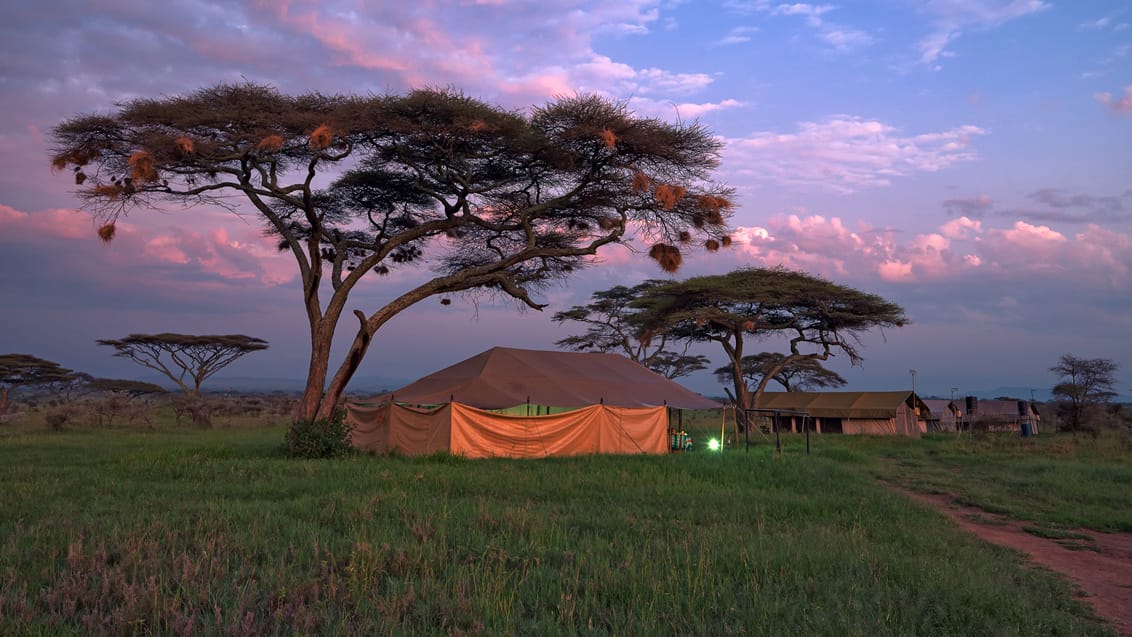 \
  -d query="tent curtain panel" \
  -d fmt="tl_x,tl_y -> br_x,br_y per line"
347,402 -> 669,458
